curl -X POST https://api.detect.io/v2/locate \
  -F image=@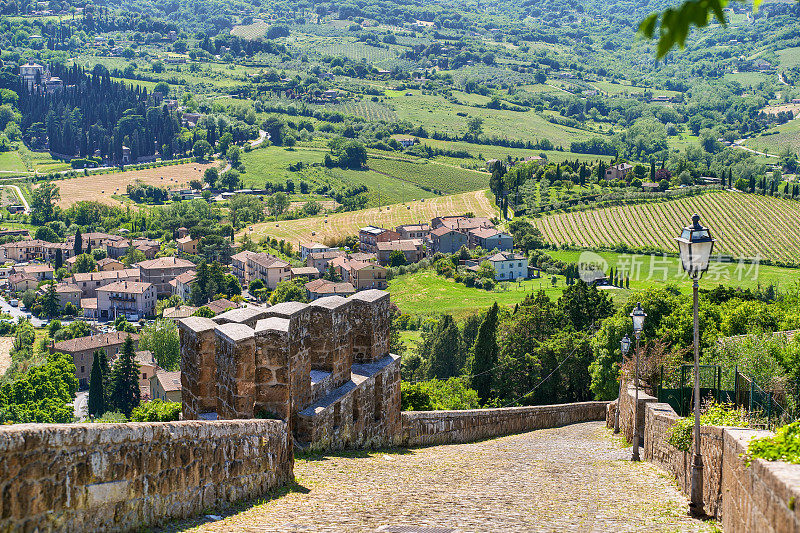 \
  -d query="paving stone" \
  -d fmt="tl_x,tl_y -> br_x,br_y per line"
188,421 -> 719,533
